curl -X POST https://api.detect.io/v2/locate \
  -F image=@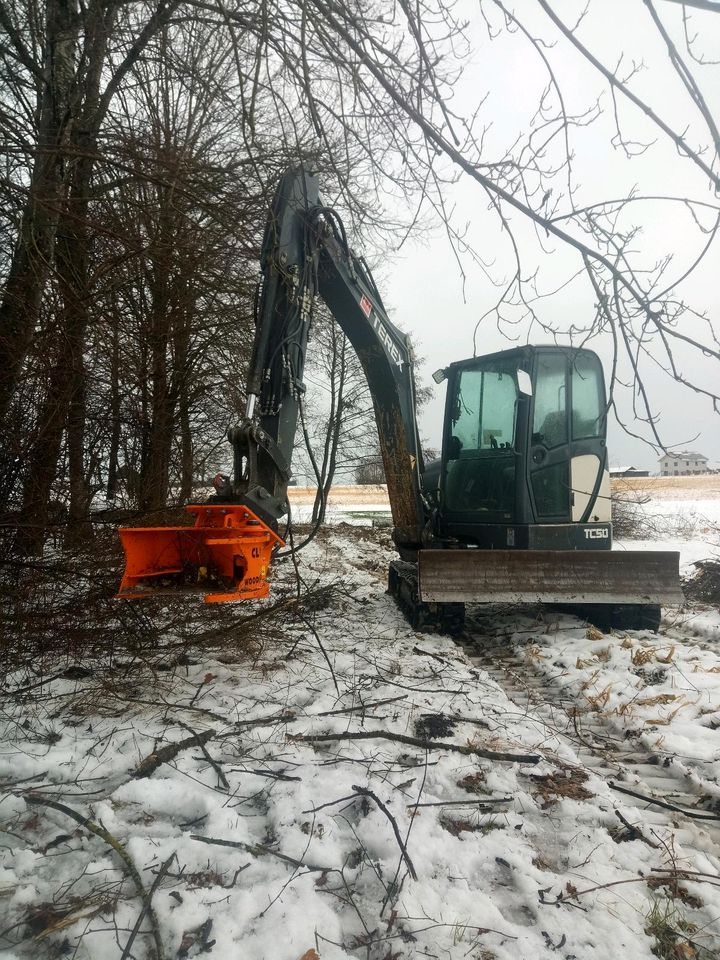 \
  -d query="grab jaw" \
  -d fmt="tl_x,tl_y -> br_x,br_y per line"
117,504 -> 284,603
